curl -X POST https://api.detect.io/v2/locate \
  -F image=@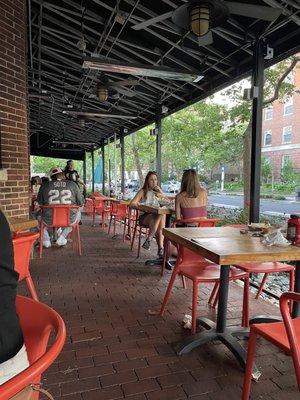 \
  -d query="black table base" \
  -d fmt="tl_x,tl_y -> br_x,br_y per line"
145,258 -> 163,266
174,317 -> 261,377
173,265 -> 261,376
